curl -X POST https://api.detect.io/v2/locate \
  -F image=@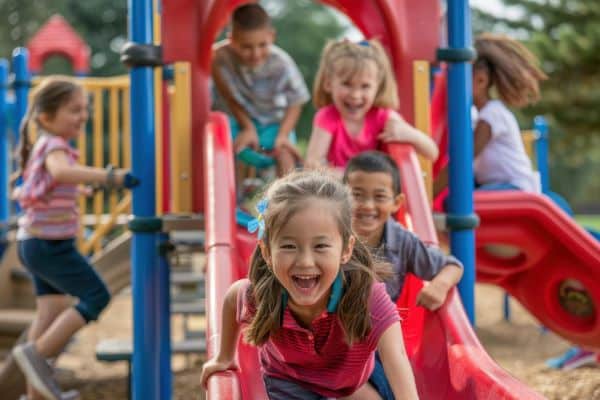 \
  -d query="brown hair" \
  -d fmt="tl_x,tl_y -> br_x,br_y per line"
313,39 -> 399,109
244,170 -> 388,346
14,76 -> 83,176
474,33 -> 547,107
231,3 -> 272,32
